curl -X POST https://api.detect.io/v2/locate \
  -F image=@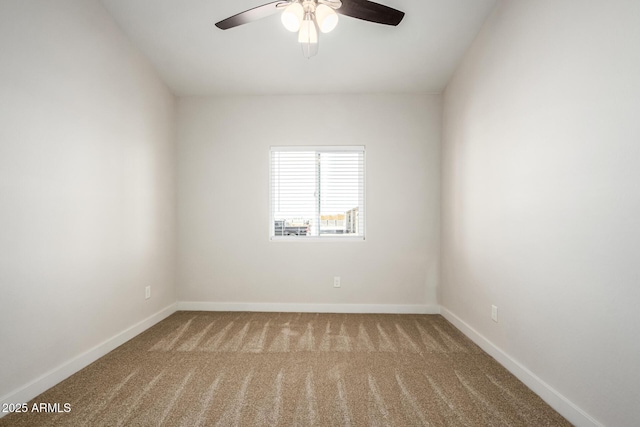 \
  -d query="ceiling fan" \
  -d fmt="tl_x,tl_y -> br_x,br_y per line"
215,0 -> 405,58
